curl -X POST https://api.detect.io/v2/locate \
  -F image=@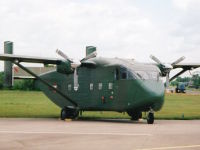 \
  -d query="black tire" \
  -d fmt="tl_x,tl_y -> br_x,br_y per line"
61,108 -> 67,120
147,112 -> 154,124
60,107 -> 79,120
71,110 -> 79,119
127,110 -> 142,121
